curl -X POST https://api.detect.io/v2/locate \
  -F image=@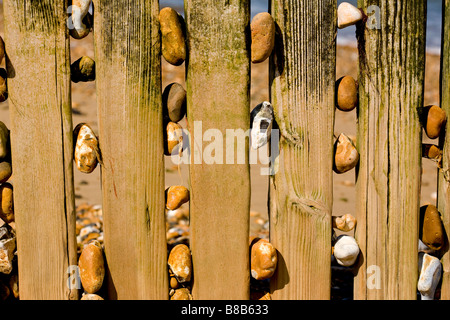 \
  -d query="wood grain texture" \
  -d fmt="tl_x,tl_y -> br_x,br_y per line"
354,0 -> 426,300
184,0 -> 251,300
438,0 -> 450,300
268,0 -> 336,300
93,0 -> 167,299
3,0 -> 78,300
